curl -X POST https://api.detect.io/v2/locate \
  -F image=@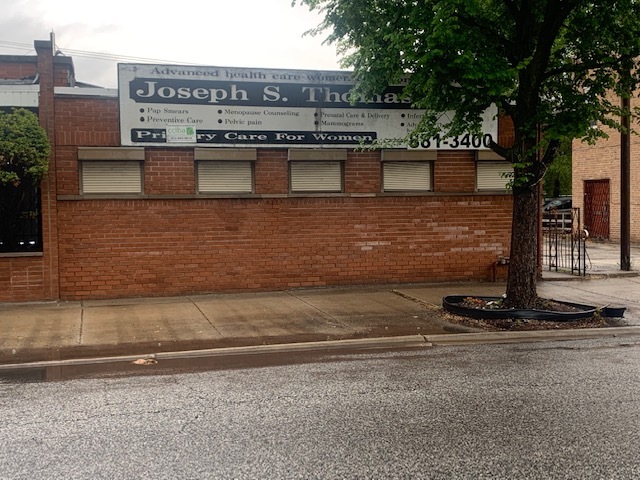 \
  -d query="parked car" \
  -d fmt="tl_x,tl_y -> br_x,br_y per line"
542,197 -> 572,212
